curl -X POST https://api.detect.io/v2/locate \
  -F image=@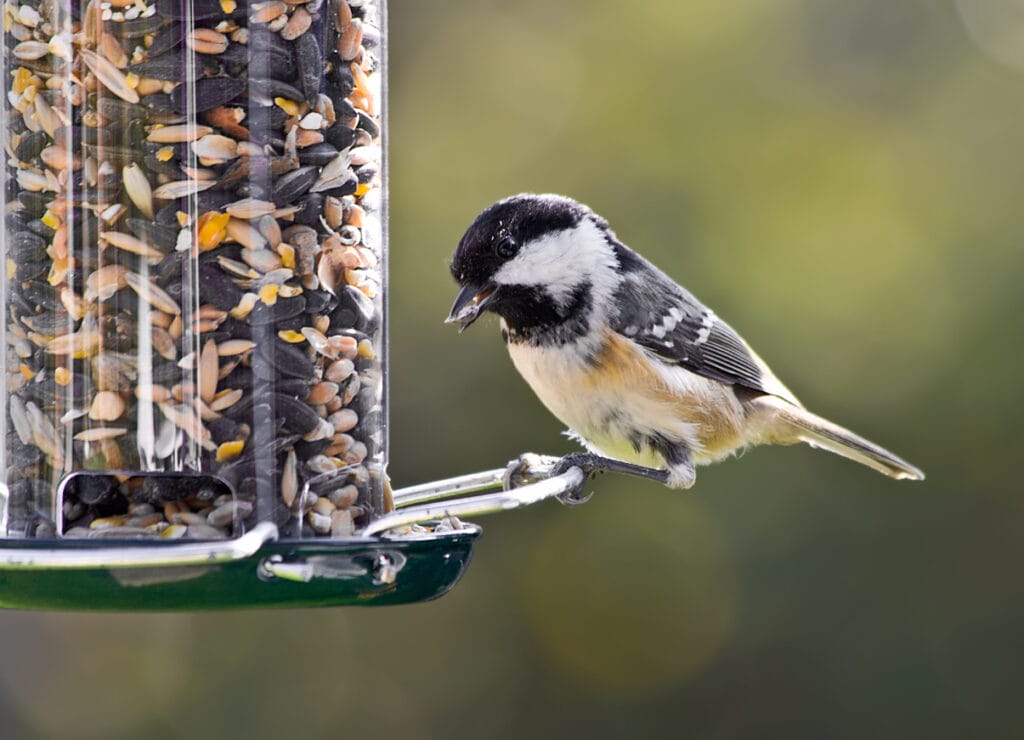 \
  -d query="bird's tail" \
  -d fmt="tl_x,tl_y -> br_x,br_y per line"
753,395 -> 925,481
